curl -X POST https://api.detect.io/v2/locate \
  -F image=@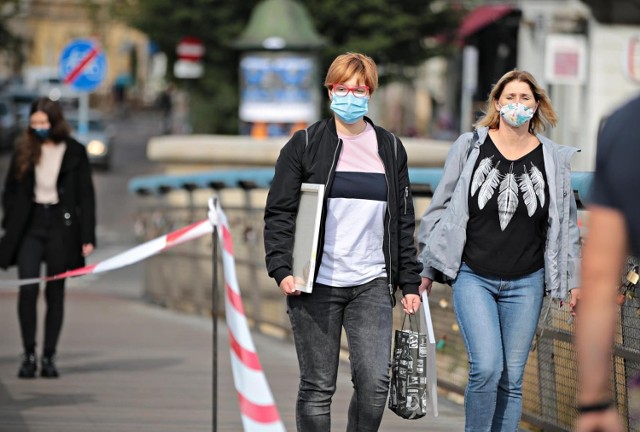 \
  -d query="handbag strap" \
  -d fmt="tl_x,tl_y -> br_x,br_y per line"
401,313 -> 420,332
